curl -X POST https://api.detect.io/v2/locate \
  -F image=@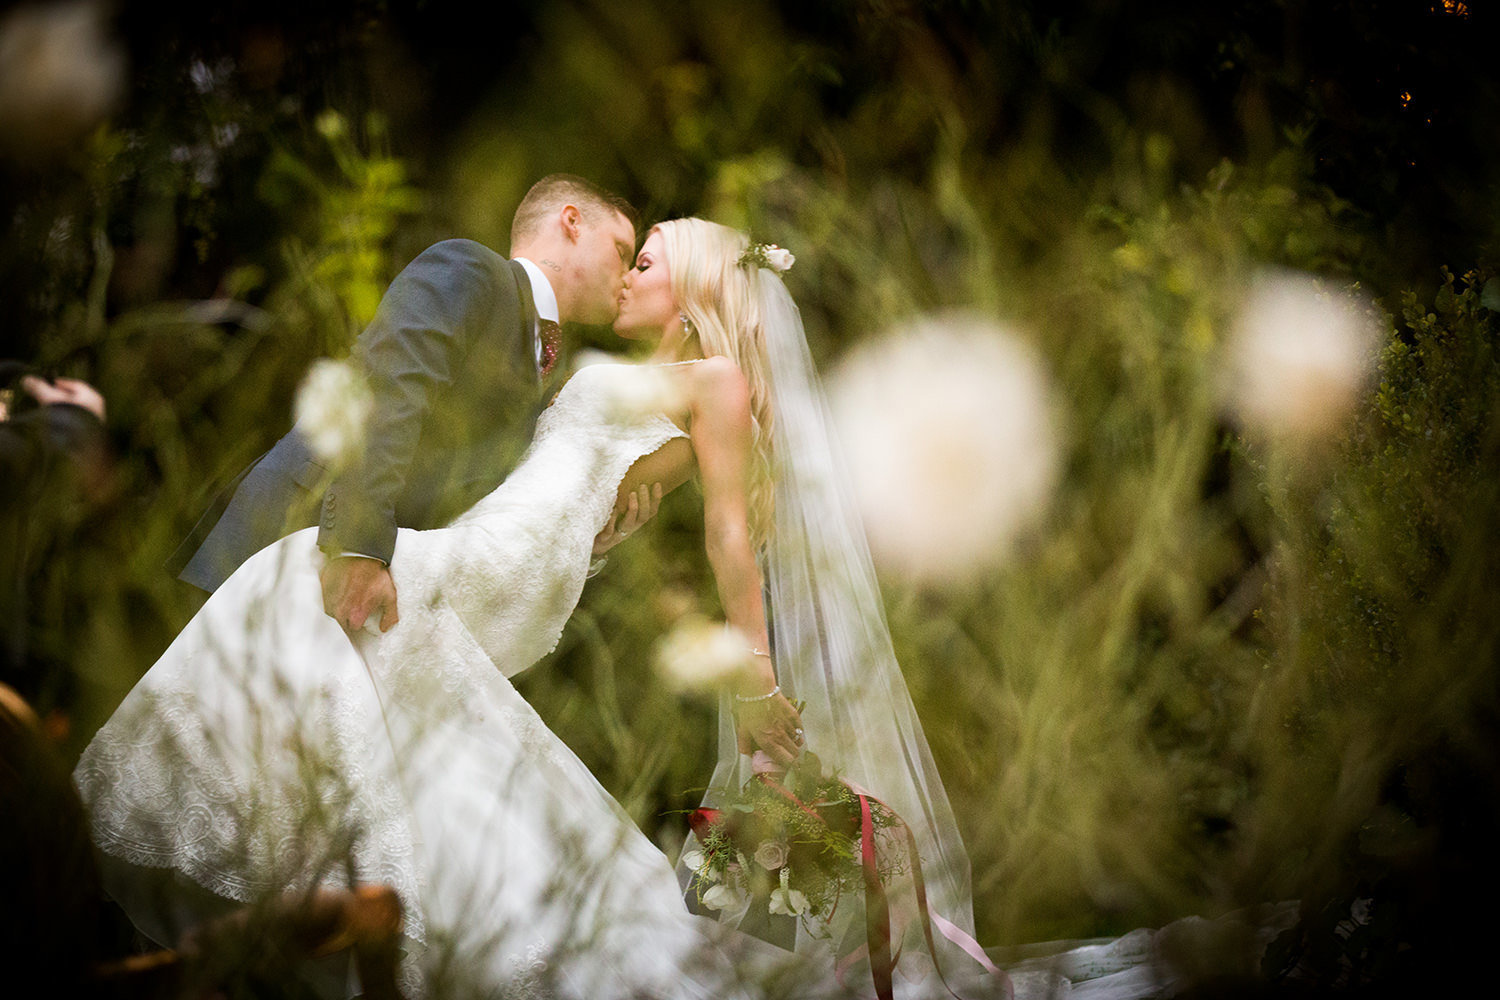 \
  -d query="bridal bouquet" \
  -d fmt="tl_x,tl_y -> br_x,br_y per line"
683,749 -> 908,930
685,745 -> 1006,1000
